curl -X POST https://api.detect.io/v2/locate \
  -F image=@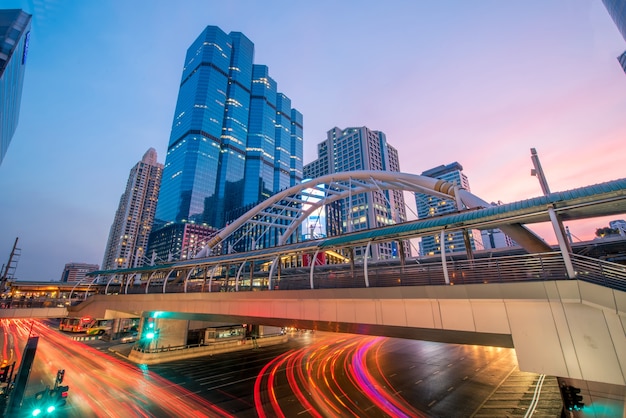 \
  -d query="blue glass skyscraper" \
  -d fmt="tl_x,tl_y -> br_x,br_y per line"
602,0 -> 626,73
155,26 -> 303,232
0,9 -> 31,166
